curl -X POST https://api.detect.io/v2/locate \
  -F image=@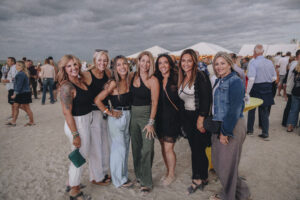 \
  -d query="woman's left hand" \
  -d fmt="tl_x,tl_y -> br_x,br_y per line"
197,116 -> 206,133
143,124 -> 156,139
219,133 -> 229,145
11,94 -> 16,99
